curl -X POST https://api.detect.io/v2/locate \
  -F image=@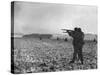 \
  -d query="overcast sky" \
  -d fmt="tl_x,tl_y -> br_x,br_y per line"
13,1 -> 97,34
